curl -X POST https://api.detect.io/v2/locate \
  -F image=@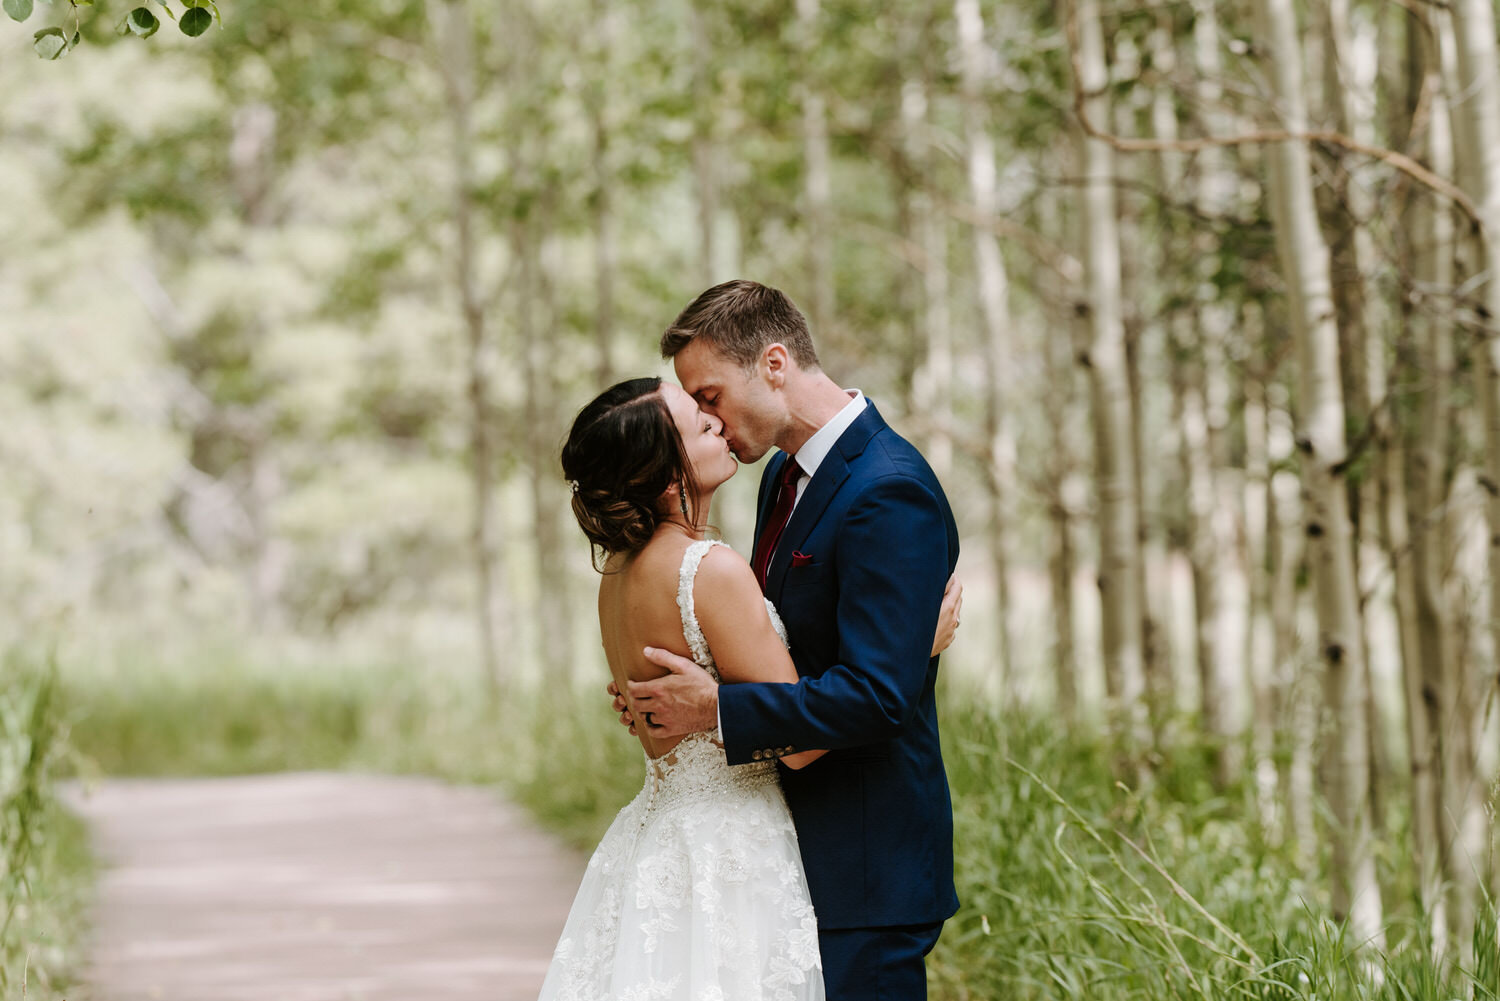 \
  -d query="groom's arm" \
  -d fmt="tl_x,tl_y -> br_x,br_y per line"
717,472 -> 952,765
